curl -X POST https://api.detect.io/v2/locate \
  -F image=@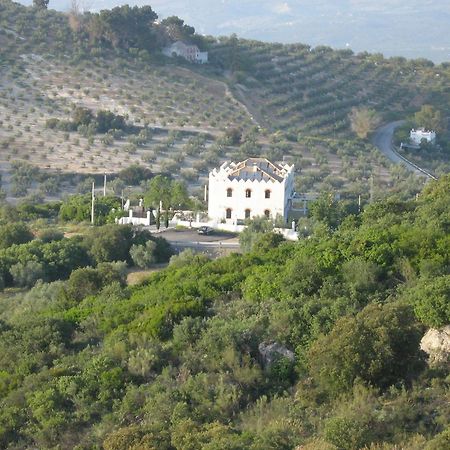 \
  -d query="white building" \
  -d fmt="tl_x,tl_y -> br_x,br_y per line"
208,158 -> 295,224
162,41 -> 208,64
410,128 -> 436,145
